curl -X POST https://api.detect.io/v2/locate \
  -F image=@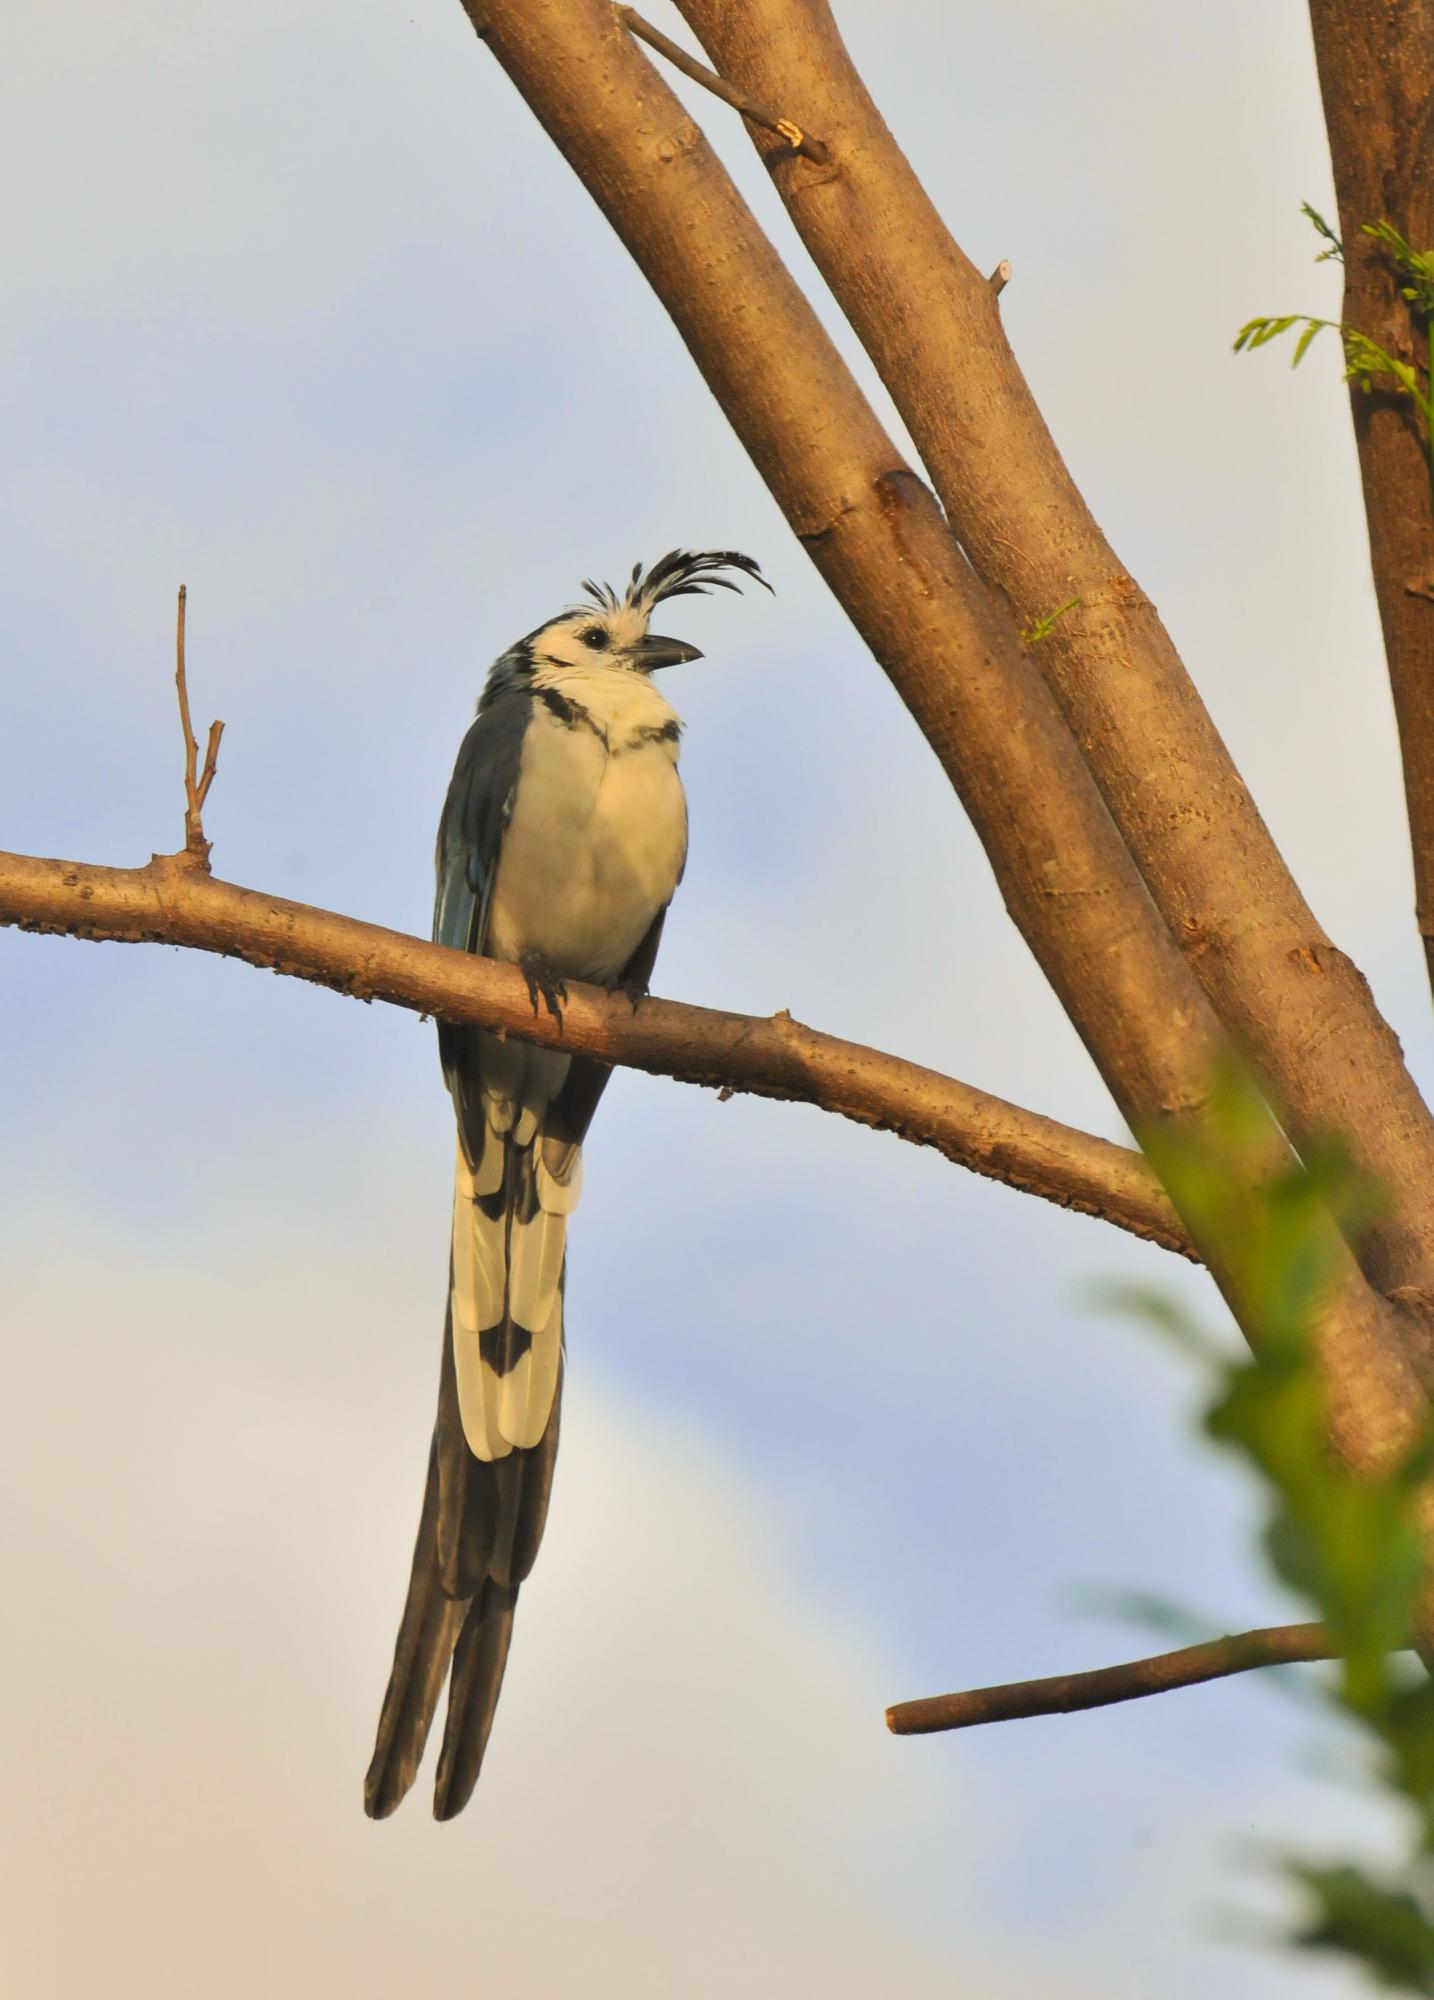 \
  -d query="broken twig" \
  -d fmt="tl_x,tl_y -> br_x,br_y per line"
615,7 -> 828,165
173,584 -> 225,867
